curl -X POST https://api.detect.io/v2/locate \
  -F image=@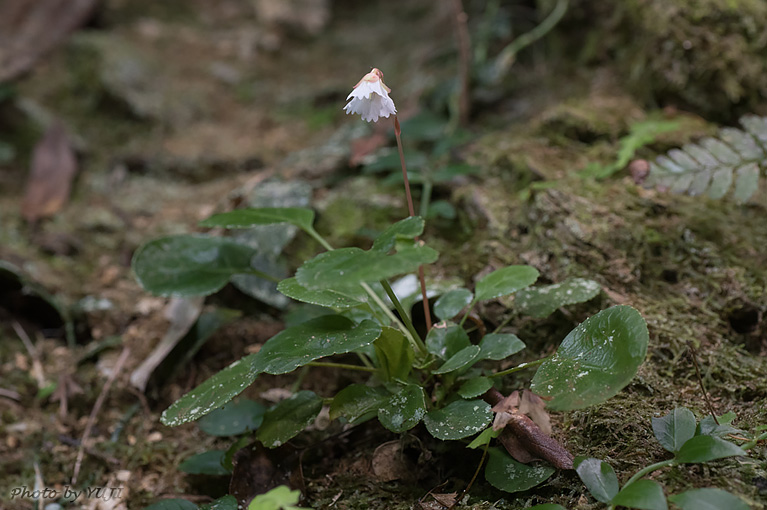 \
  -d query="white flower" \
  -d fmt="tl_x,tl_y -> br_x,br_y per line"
343,68 -> 397,123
